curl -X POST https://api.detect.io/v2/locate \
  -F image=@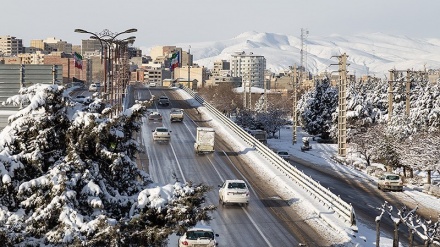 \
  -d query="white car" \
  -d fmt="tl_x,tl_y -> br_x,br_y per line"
152,126 -> 171,141
378,173 -> 404,191
148,111 -> 163,121
178,226 -> 219,247
149,82 -> 156,87
89,83 -> 101,92
276,150 -> 290,161
218,179 -> 249,206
